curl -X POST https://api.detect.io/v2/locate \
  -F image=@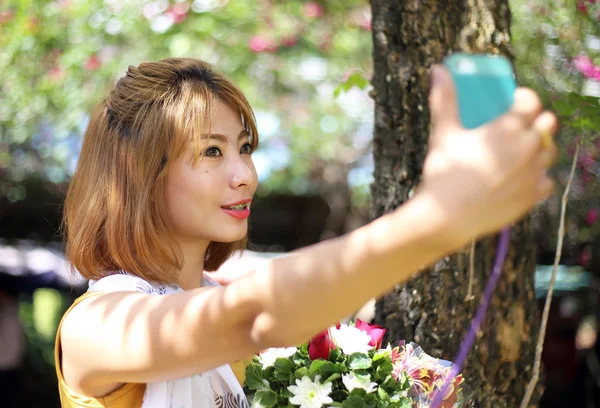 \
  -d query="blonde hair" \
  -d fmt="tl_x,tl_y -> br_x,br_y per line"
63,58 -> 259,284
